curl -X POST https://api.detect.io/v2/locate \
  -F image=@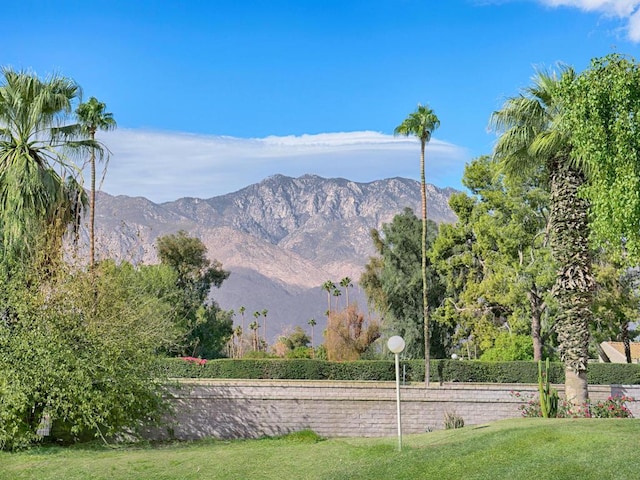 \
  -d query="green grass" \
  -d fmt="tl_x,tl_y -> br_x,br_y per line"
2,419 -> 640,480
